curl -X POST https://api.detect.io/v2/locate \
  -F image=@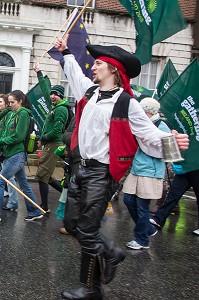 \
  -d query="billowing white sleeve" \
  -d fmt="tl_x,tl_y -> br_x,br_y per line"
63,54 -> 94,101
128,99 -> 171,158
